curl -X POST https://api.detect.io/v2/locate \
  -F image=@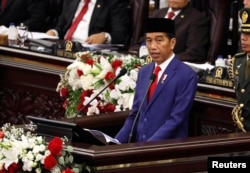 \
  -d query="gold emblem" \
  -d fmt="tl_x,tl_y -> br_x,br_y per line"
215,67 -> 223,78
145,56 -> 152,63
242,11 -> 248,24
65,41 -> 73,52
